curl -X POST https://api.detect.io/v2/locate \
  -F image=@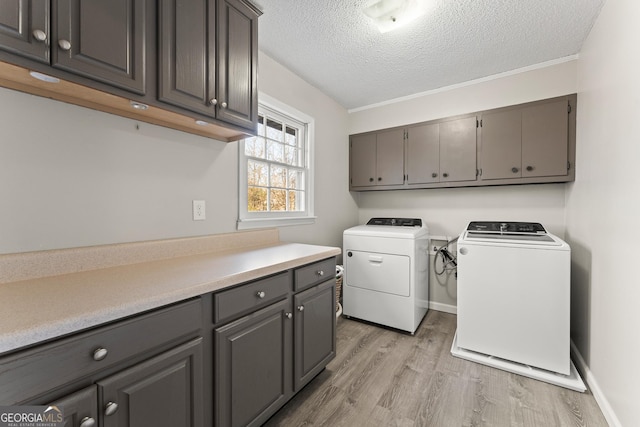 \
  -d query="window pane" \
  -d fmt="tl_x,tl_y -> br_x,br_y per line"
266,118 -> 283,141
270,189 -> 287,211
285,126 -> 297,146
284,145 -> 298,166
245,136 -> 265,159
270,165 -> 287,188
288,190 -> 304,211
247,160 -> 268,186
257,115 -> 265,136
248,187 -> 267,212
288,169 -> 304,190
266,141 -> 285,163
